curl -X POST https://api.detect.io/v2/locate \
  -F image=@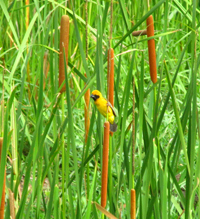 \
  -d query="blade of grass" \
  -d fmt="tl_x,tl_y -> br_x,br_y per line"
0,86 -> 16,205
63,49 -> 82,217
73,8 -> 90,78
186,2 -> 197,217
84,164 -> 97,218
8,5 -> 45,85
164,62 -> 190,175
172,0 -> 192,22
0,1 -> 20,47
